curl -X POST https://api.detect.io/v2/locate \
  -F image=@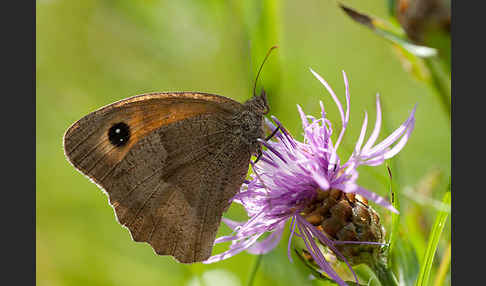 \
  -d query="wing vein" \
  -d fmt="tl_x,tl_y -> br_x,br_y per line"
127,181 -> 163,229
193,137 -> 238,261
